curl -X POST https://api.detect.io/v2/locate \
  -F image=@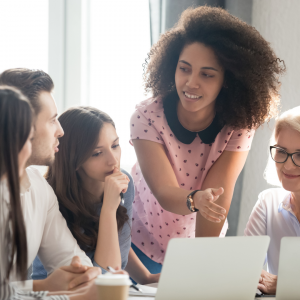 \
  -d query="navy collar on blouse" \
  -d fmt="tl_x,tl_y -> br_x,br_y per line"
163,94 -> 224,145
